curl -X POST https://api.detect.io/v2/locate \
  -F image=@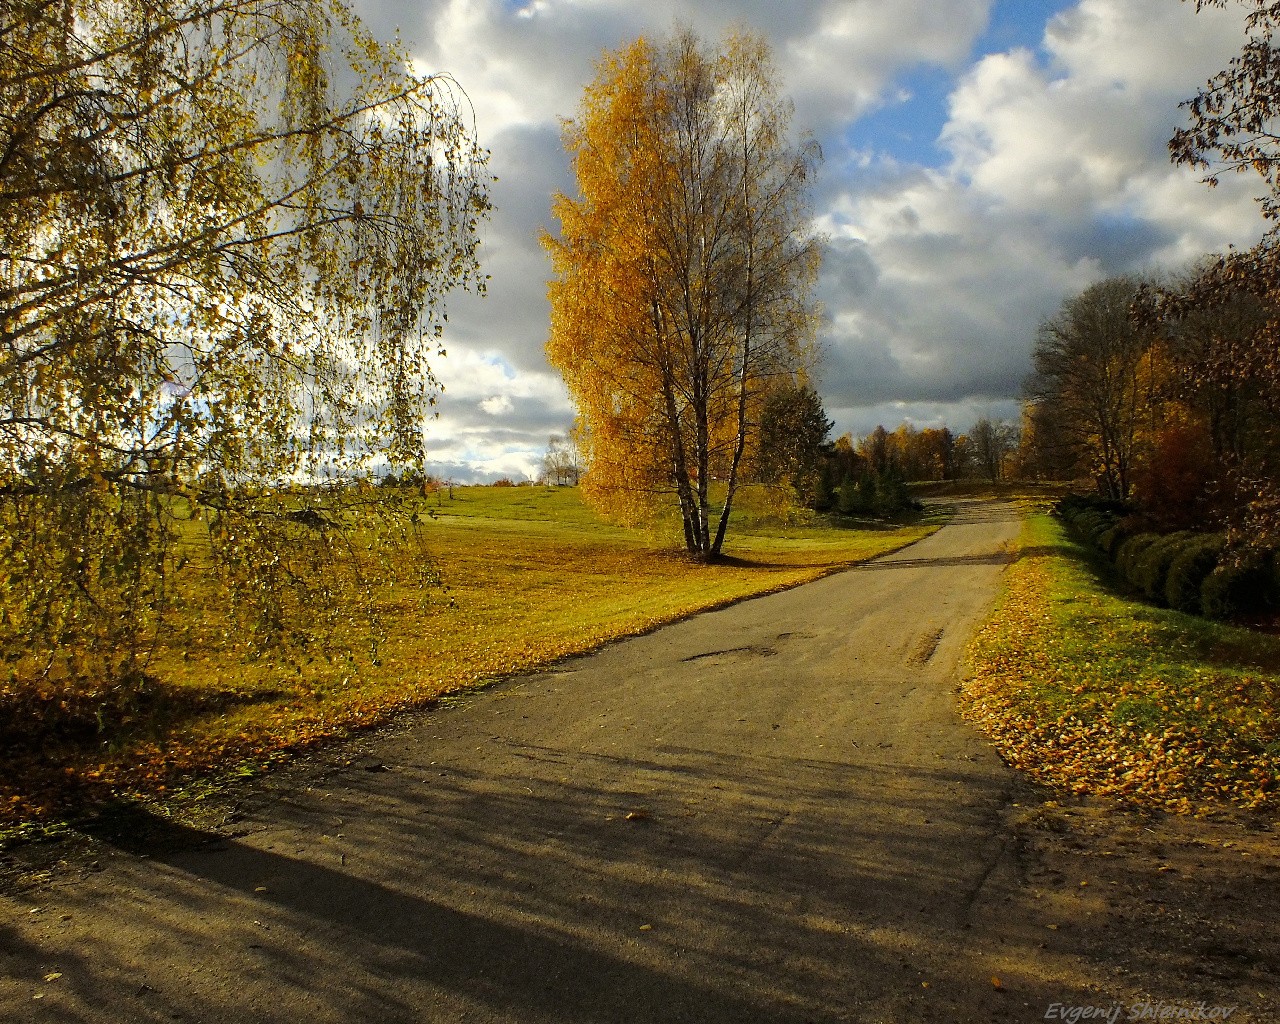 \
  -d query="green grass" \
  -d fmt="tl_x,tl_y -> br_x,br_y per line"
964,509 -> 1280,813
1,484 -> 943,827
